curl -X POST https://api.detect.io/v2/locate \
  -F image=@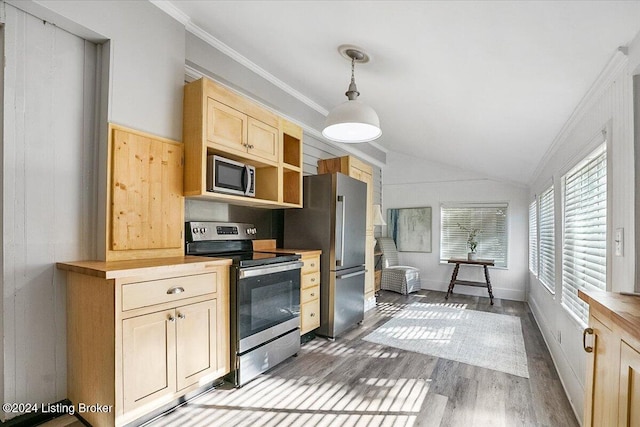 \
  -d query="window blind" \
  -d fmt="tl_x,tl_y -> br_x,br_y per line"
562,144 -> 607,324
529,199 -> 538,275
441,204 -> 509,267
539,186 -> 555,292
